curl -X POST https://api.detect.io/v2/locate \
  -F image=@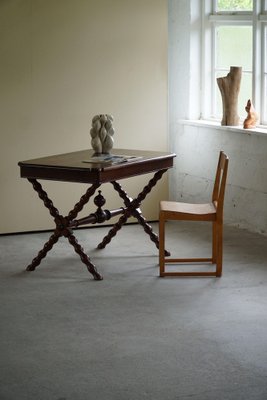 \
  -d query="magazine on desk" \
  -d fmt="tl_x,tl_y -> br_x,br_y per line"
82,154 -> 143,165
